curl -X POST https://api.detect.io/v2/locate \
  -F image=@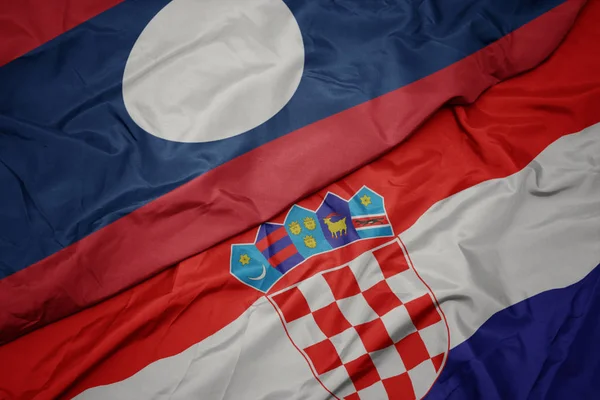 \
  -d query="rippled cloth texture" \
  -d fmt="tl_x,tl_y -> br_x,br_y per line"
0,0 -> 586,344
0,1 -> 599,397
